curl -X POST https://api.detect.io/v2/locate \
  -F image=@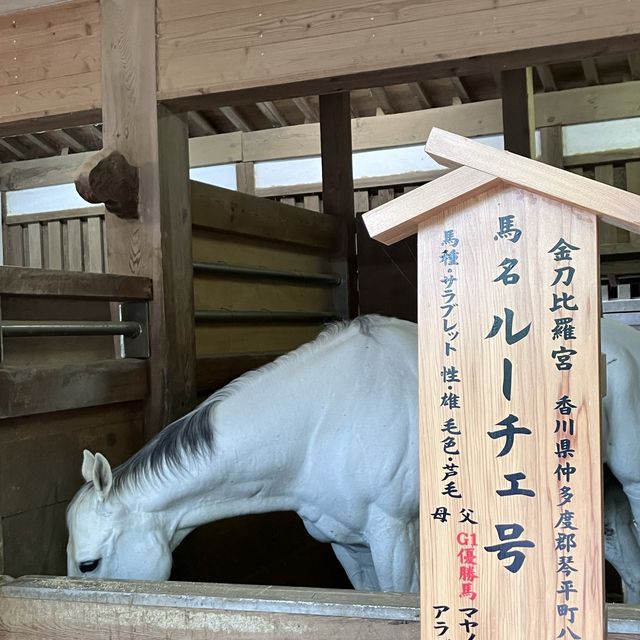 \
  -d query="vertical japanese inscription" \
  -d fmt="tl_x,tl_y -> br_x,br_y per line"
549,239 -> 582,640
